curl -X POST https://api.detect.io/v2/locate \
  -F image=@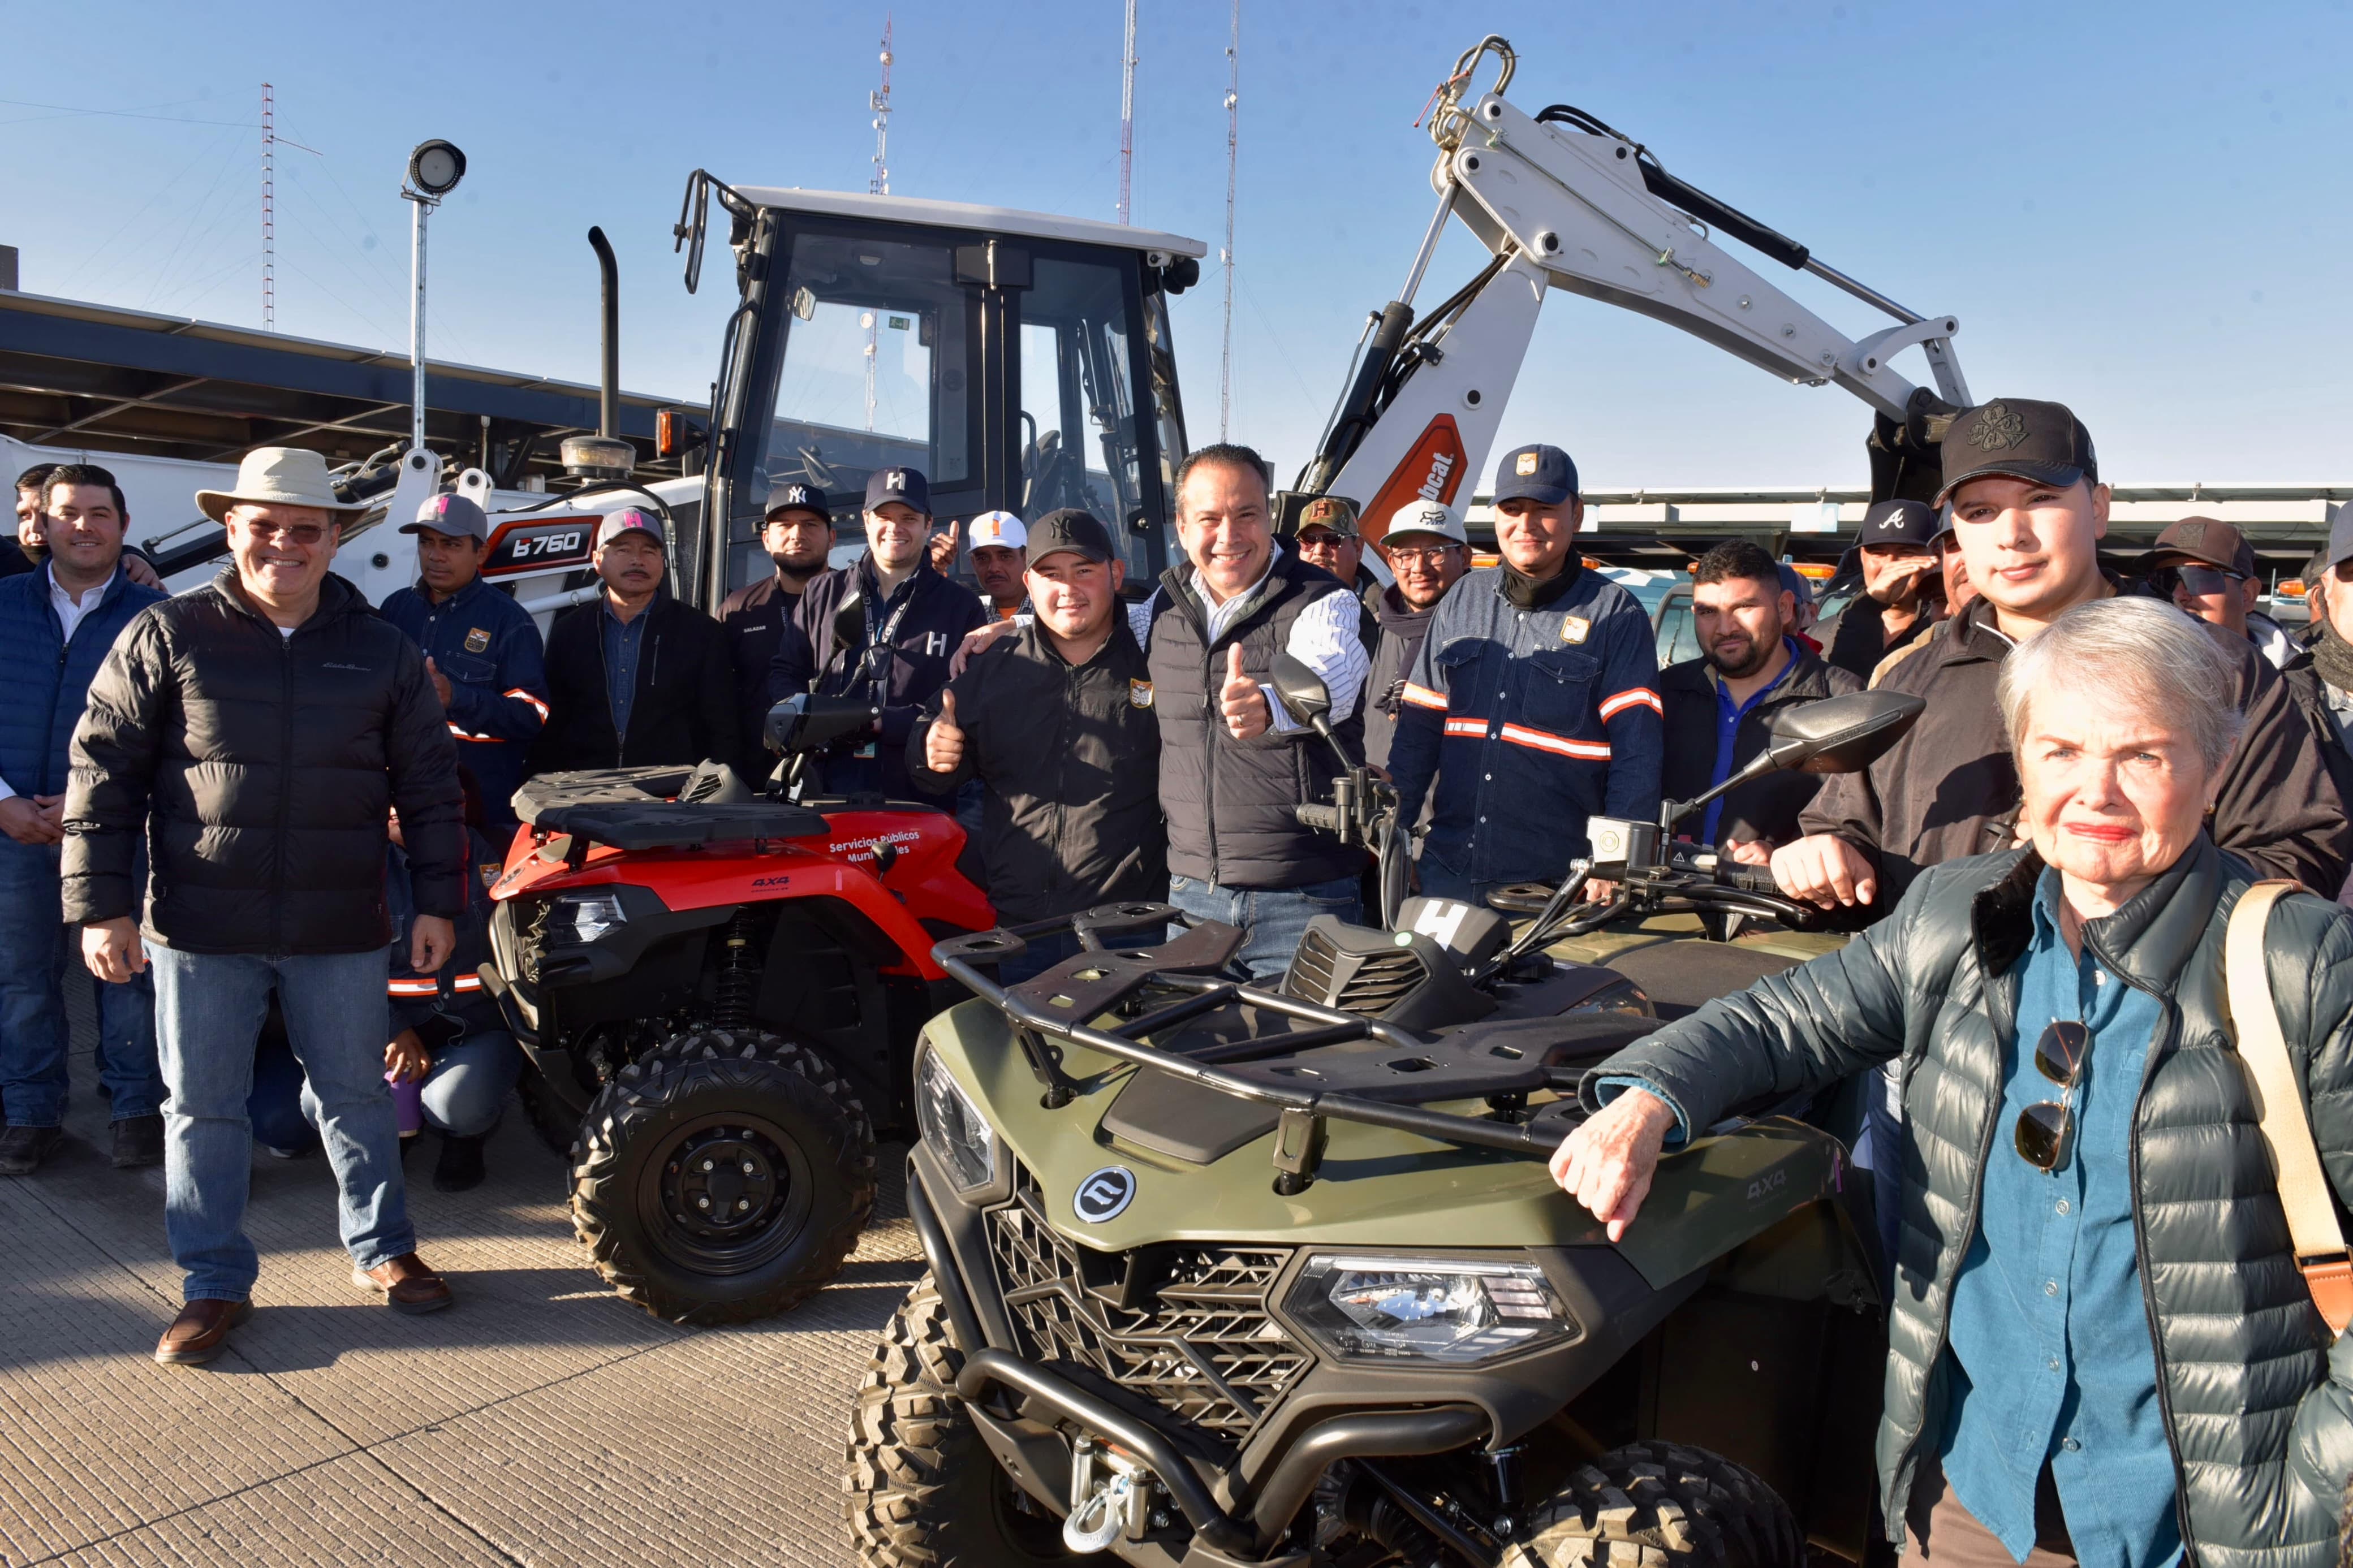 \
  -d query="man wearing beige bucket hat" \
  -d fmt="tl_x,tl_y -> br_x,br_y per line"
62,446 -> 469,1364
